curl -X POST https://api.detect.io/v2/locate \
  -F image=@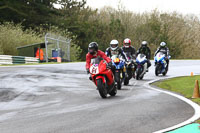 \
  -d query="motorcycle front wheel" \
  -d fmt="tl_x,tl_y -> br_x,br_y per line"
155,64 -> 161,76
115,71 -> 122,90
136,68 -> 142,80
124,77 -> 129,85
97,79 -> 107,98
